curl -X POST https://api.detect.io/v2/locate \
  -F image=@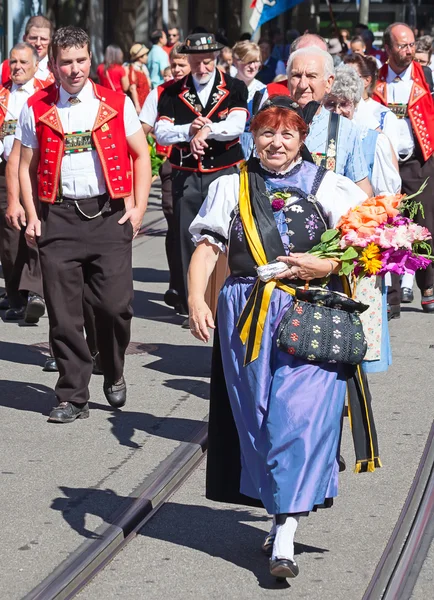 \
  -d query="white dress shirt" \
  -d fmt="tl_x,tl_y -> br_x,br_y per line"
139,86 -> 158,127
386,65 -> 415,156
19,80 -> 141,199
2,78 -> 36,160
154,70 -> 247,146
354,98 -> 400,158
